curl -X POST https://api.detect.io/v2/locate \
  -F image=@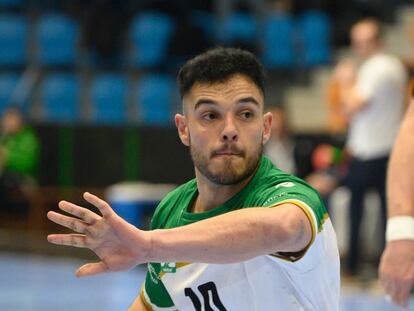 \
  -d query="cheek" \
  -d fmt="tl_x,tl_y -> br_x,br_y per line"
189,129 -> 212,151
